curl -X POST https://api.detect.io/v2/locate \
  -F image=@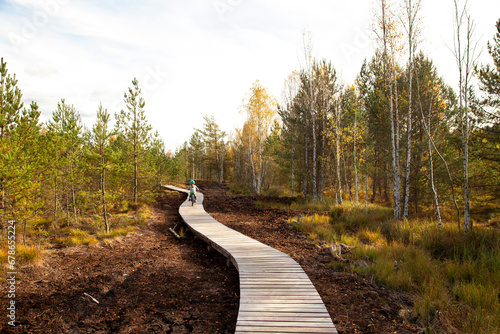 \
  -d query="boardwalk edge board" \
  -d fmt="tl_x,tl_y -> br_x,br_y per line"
163,185 -> 338,334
